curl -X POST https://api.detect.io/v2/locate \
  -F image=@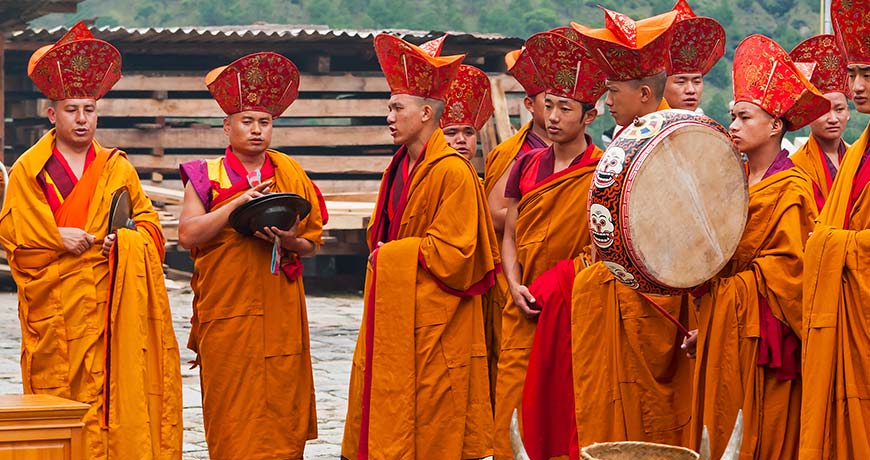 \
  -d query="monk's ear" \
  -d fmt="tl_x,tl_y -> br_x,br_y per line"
523,96 -> 535,113
770,118 -> 785,138
223,116 -> 231,136
421,103 -> 434,123
640,85 -> 653,103
583,107 -> 598,126
46,102 -> 57,125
